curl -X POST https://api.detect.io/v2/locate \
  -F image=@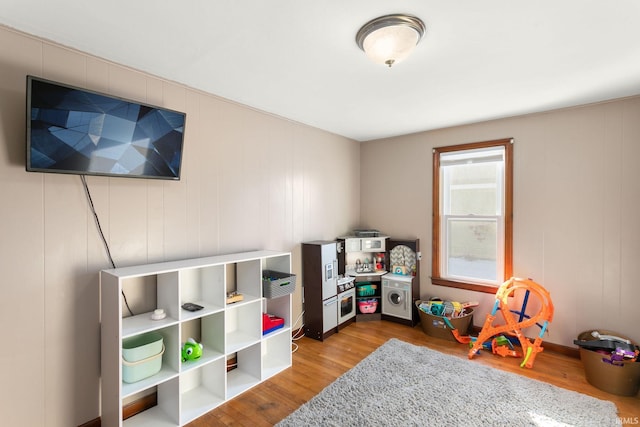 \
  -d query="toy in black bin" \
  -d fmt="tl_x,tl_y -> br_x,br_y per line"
574,329 -> 640,396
